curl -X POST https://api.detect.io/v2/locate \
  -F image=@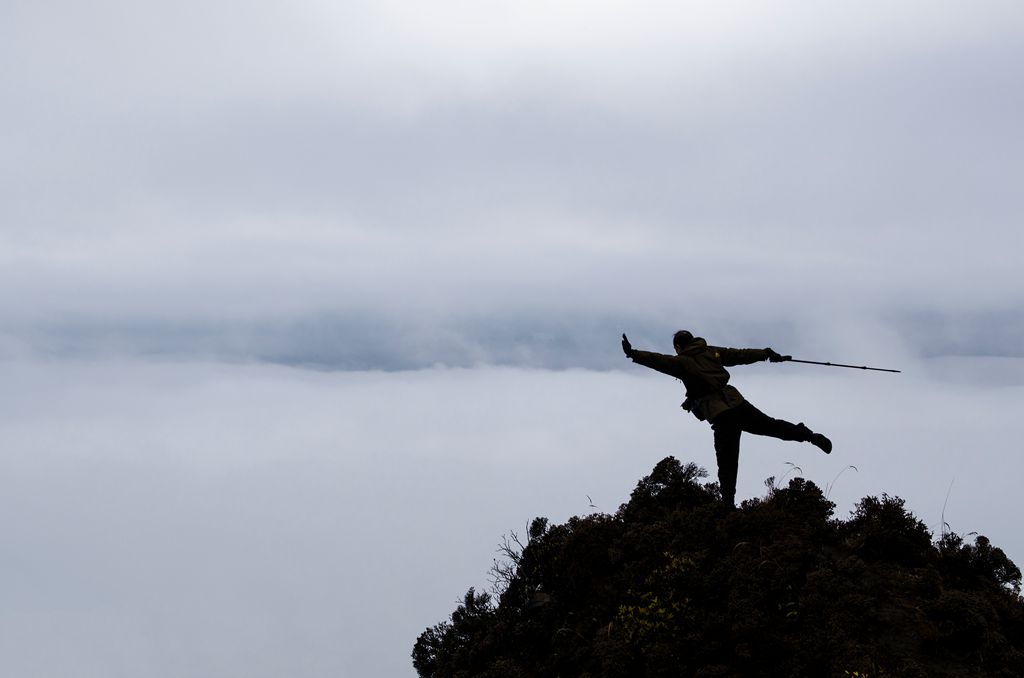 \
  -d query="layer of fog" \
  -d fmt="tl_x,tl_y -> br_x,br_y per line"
1,355 -> 1020,677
